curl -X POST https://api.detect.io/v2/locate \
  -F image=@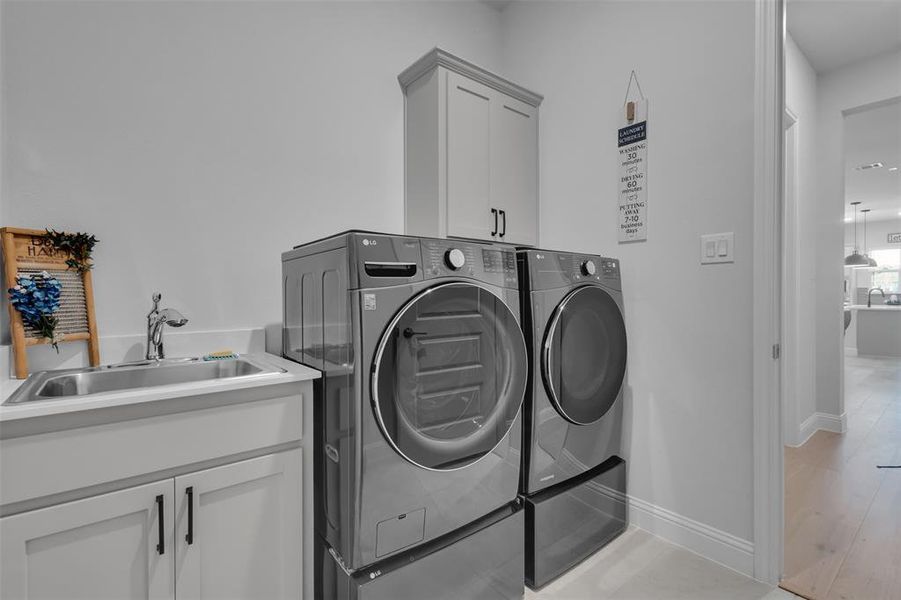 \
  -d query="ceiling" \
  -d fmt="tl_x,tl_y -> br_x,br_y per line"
844,100 -> 901,223
786,0 -> 901,73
